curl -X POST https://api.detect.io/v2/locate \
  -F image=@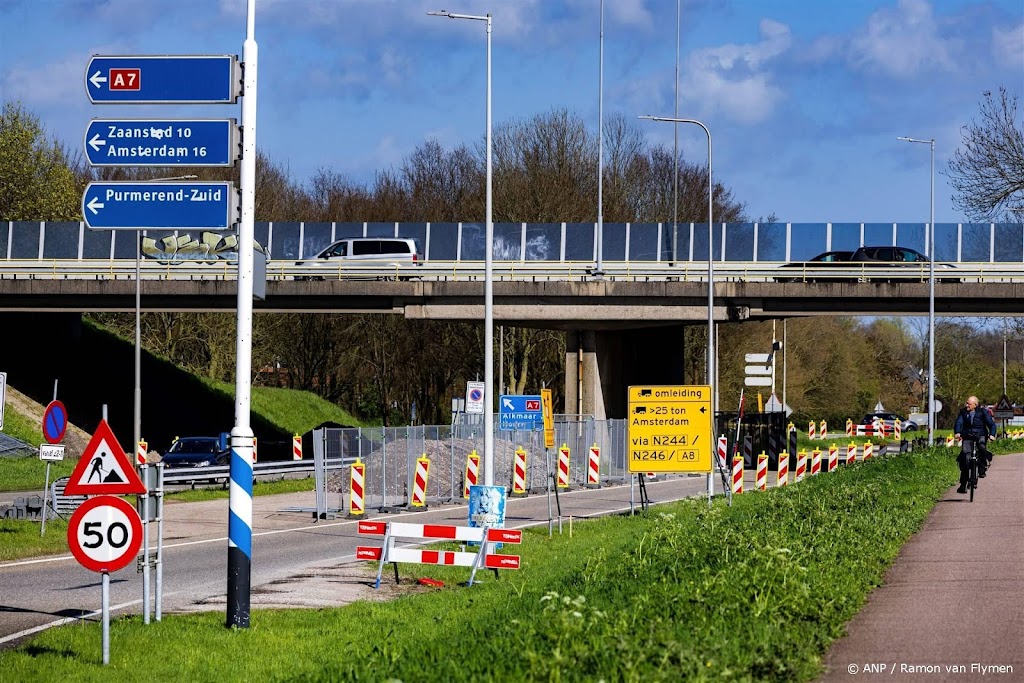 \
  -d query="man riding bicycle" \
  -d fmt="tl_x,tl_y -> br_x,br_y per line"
953,395 -> 996,494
